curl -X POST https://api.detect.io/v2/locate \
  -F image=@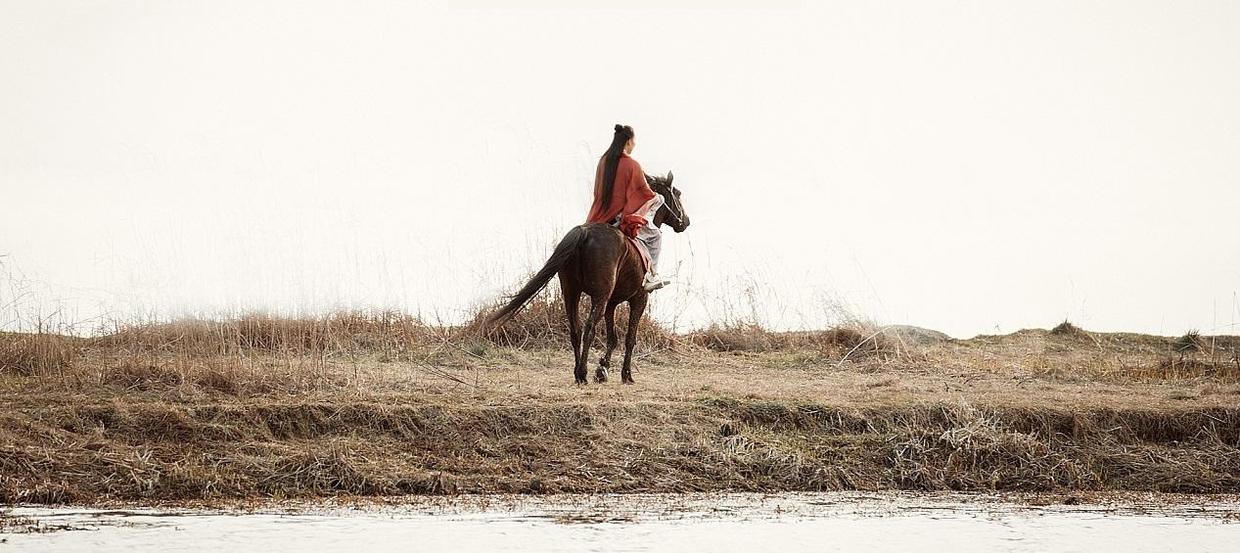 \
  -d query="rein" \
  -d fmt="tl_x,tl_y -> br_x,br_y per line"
654,184 -> 686,226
